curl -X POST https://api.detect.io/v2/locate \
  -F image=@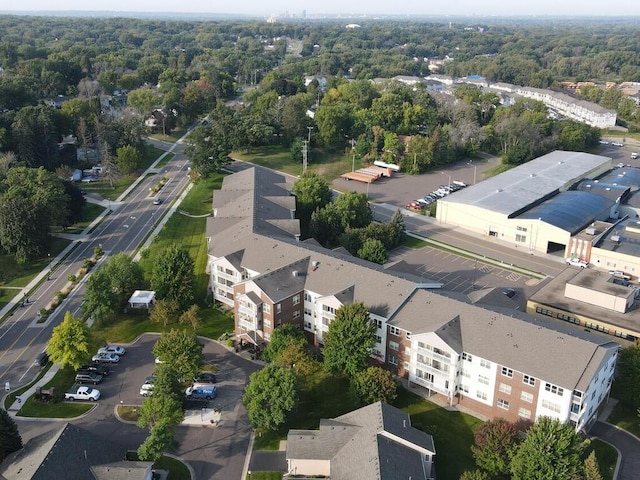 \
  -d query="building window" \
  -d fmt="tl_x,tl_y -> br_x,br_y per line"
376,335 -> 382,344
304,293 -> 311,302
462,352 -> 473,362
542,399 -> 561,413
459,384 -> 470,393
518,407 -> 531,419
264,332 -> 271,341
523,375 -> 536,386
501,367 -> 514,378
322,304 -> 335,314
263,304 -> 271,314
516,234 -> 527,243
276,303 -> 281,314
304,321 -> 312,330
389,341 -> 399,352
497,399 -> 510,410
478,375 -> 490,386
389,326 -> 401,336
292,310 -> 300,319
535,307 -> 553,317
545,383 -> 564,396
292,294 -> 300,305
304,309 -> 312,317
416,369 -> 434,383
476,391 -> 488,401
480,359 -> 491,369
406,331 -> 412,339
521,392 -> 534,403
499,383 -> 512,394
517,226 -> 528,232
389,355 -> 398,366
376,319 -> 383,329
